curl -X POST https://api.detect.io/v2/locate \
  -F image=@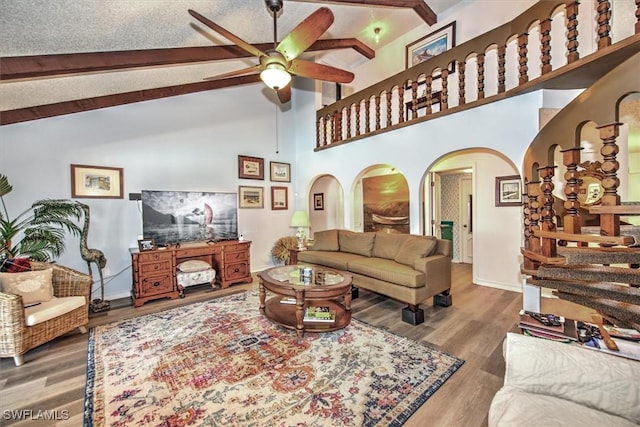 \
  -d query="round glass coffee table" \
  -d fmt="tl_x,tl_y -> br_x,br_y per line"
258,265 -> 353,337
